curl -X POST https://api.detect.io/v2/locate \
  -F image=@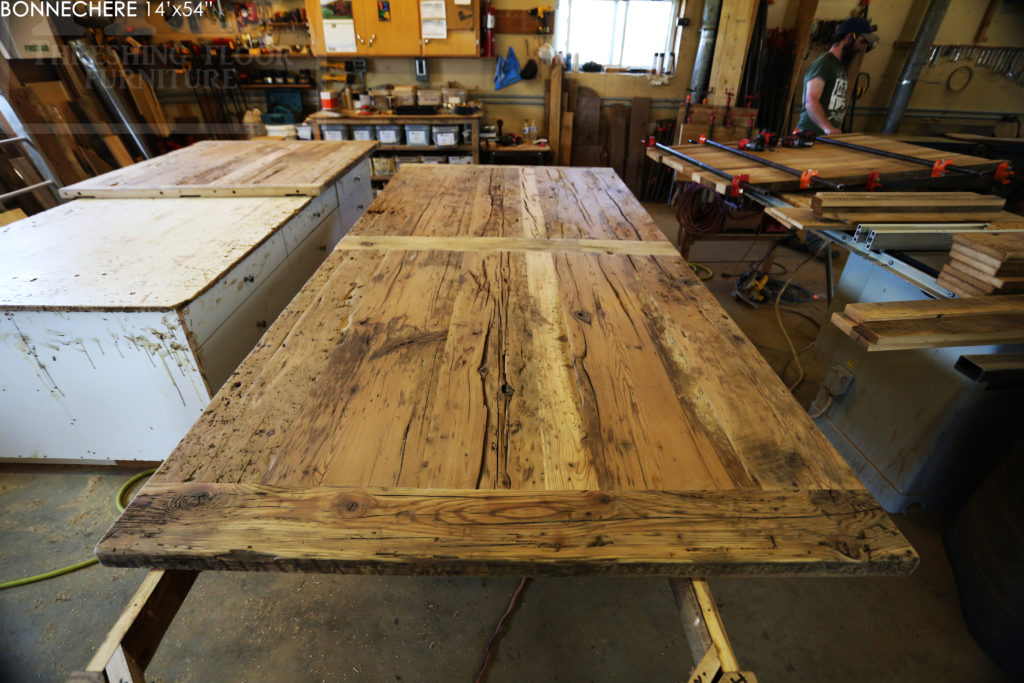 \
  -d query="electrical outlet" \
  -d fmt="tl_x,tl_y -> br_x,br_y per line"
824,364 -> 855,397
414,58 -> 428,83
